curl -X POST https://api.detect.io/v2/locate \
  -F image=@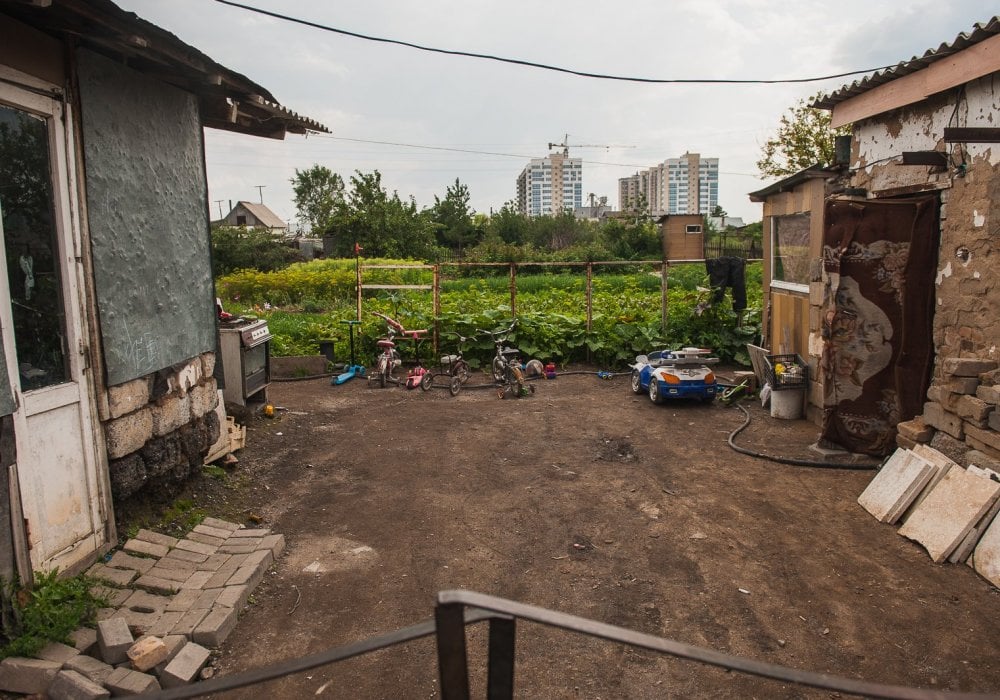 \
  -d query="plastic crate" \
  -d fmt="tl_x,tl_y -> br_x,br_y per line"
764,353 -> 808,391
